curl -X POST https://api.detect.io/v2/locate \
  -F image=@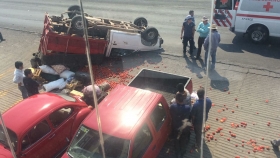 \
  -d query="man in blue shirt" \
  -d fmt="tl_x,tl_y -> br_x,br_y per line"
190,88 -> 212,150
184,10 -> 197,49
181,15 -> 195,57
170,93 -> 191,158
204,24 -> 221,70
196,16 -> 210,60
